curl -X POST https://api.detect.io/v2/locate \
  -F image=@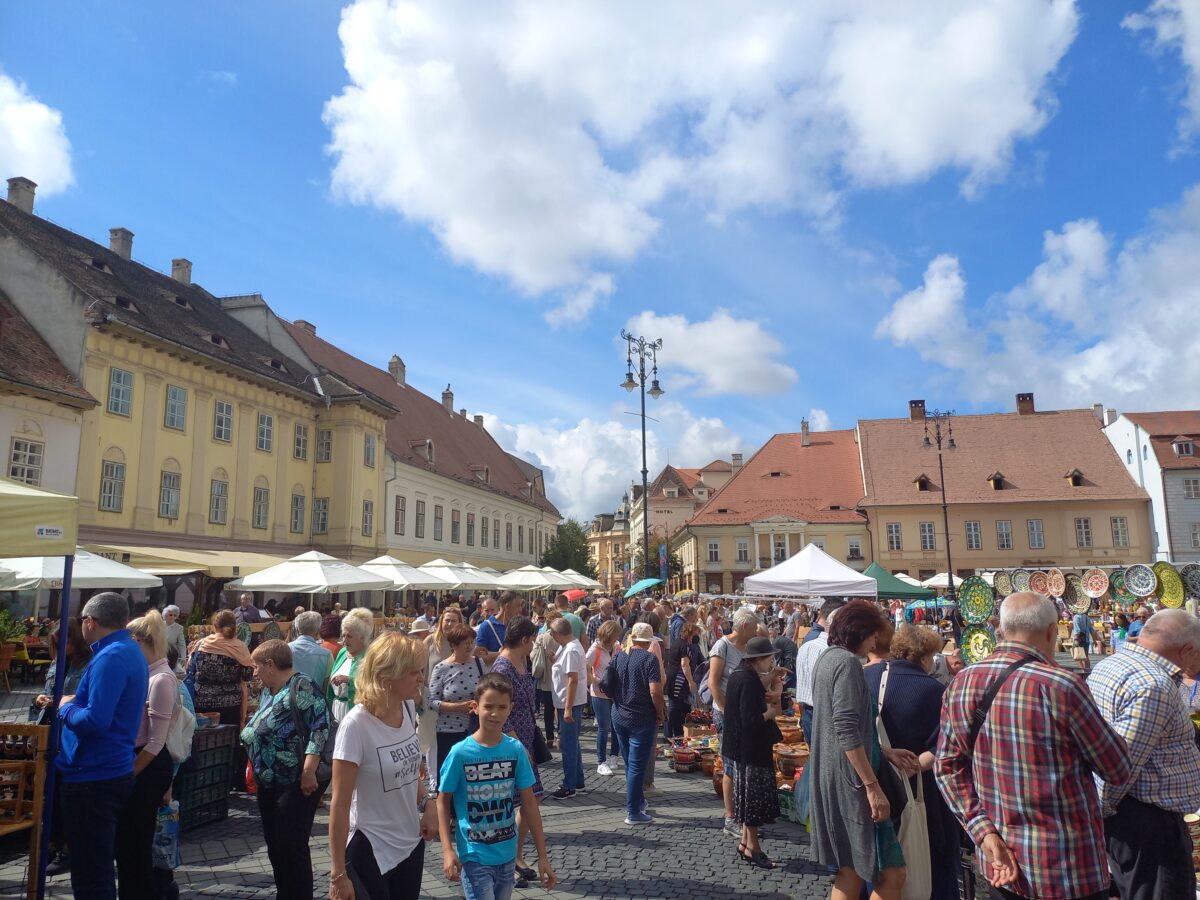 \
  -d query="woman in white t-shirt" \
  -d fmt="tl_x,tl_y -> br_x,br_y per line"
329,632 -> 436,900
